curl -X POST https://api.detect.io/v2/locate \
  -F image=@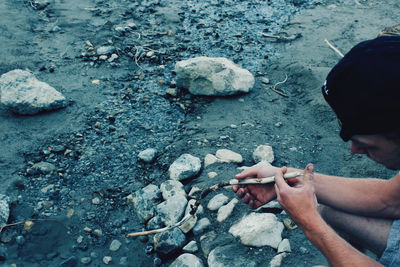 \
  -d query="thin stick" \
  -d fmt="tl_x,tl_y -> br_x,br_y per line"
354,0 -> 362,6
229,171 -> 302,185
271,74 -> 289,97
324,39 -> 344,58
261,33 -> 302,42
0,219 -> 64,234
